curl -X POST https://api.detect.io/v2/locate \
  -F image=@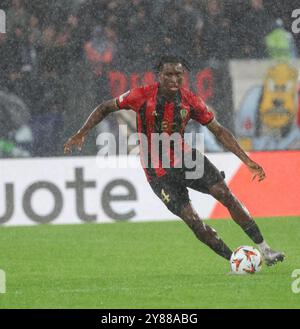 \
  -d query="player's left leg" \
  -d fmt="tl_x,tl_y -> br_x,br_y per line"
208,180 -> 285,266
